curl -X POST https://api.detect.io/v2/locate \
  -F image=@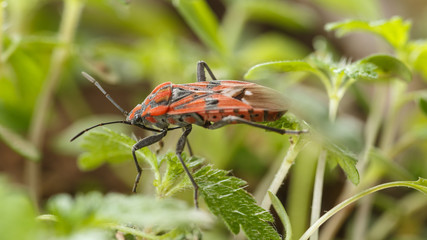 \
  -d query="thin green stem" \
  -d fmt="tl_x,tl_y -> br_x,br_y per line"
261,137 -> 304,210
25,0 -> 84,205
379,81 -> 406,152
300,180 -> 426,240
309,150 -> 326,240
353,81 -> 407,240
269,191 -> 293,240
309,94 -> 339,240
319,85 -> 387,240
